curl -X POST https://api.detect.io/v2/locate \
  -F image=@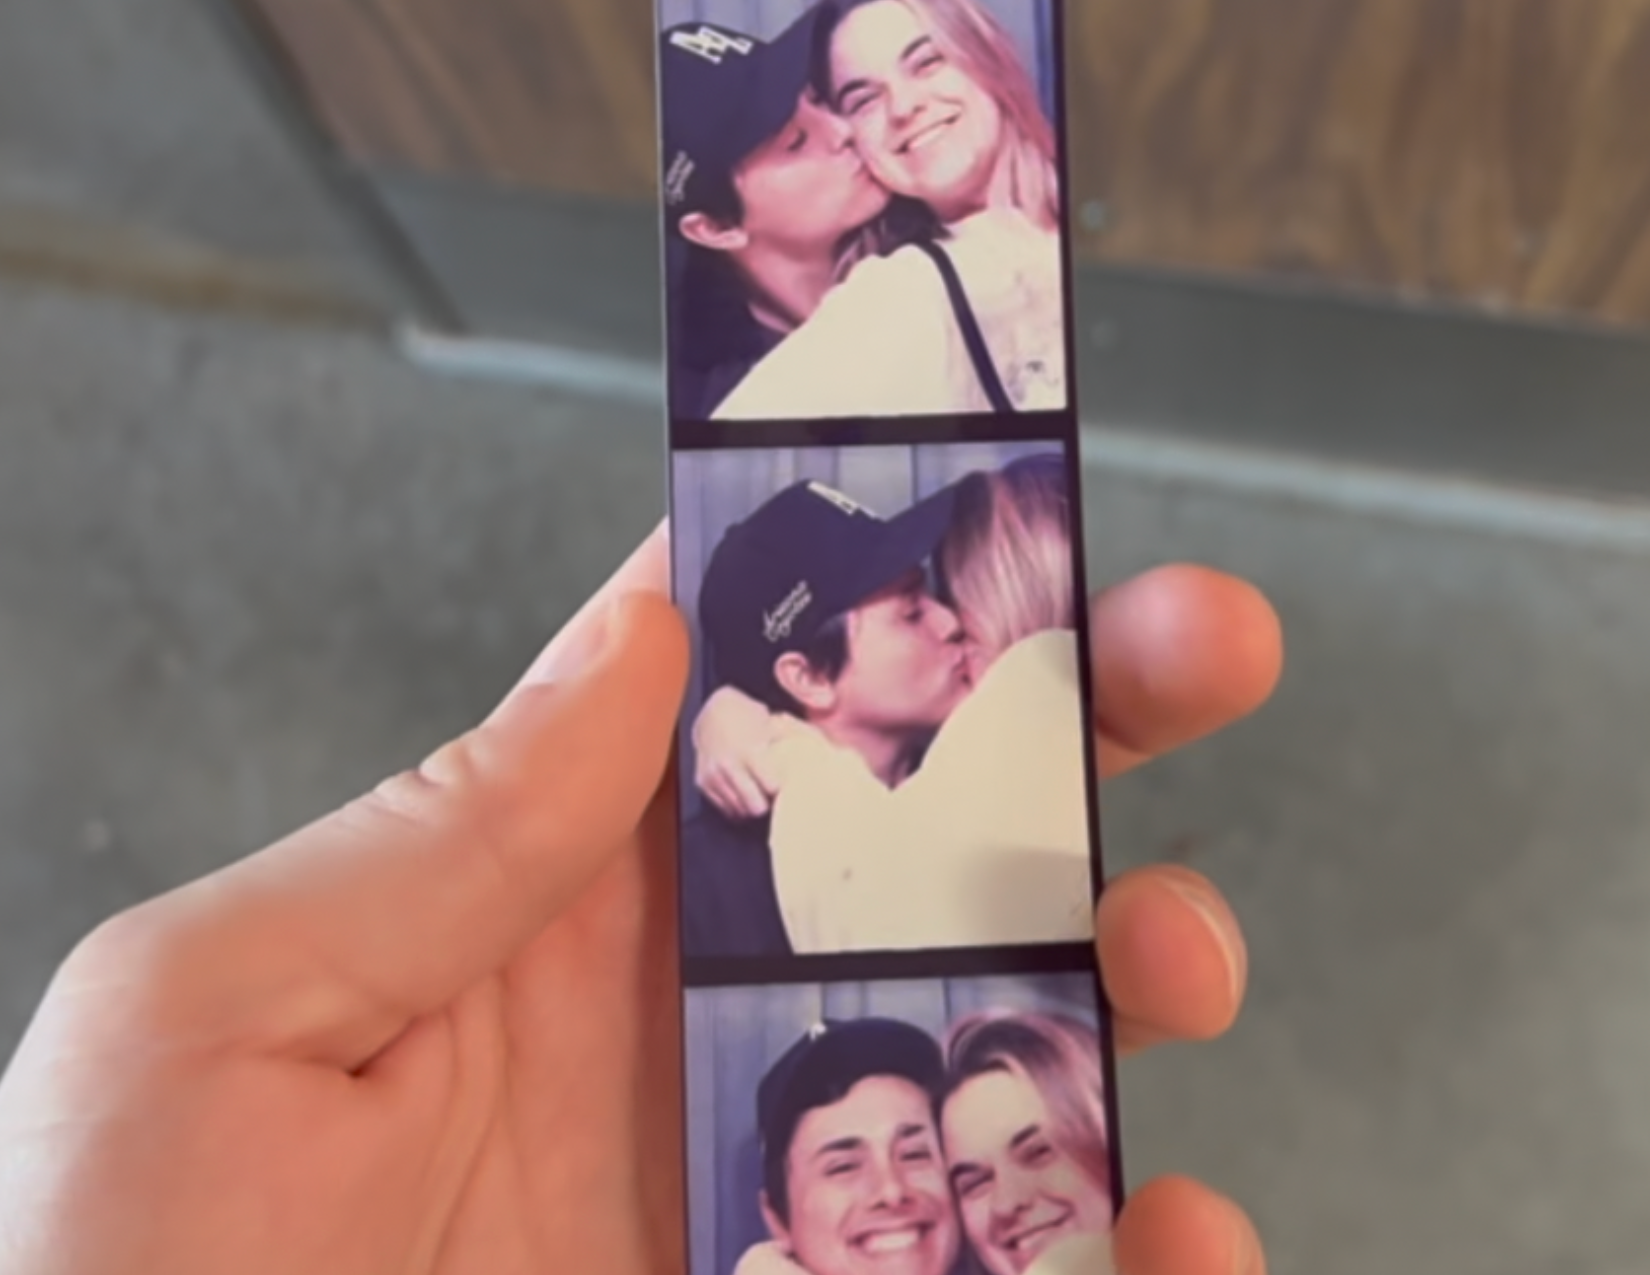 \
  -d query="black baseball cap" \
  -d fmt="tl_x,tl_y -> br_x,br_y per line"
698,479 -> 958,707
658,11 -> 828,221
757,1018 -> 946,1184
